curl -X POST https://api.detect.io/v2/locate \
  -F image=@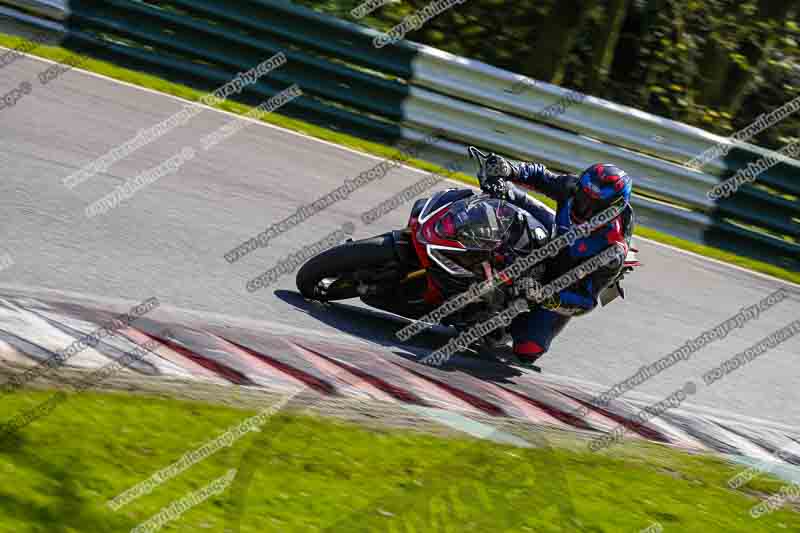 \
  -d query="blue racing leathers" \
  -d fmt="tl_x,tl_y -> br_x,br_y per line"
499,163 -> 634,359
